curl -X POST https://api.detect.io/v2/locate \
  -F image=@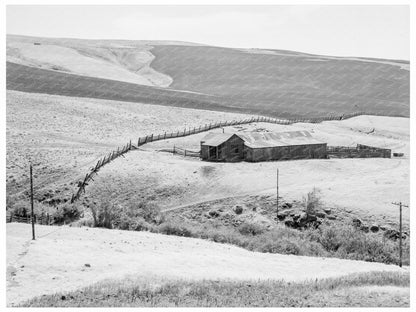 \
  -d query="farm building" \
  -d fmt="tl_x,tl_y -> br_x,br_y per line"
200,131 -> 327,162
200,133 -> 245,162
